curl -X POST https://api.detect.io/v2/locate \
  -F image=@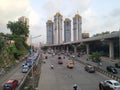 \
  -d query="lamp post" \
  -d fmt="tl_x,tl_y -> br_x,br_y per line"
118,29 -> 120,59
30,34 -> 41,89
